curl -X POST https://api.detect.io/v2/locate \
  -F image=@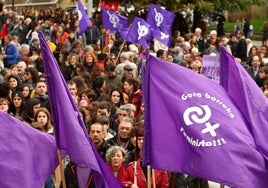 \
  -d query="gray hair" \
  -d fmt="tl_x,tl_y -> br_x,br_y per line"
105,146 -> 127,164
